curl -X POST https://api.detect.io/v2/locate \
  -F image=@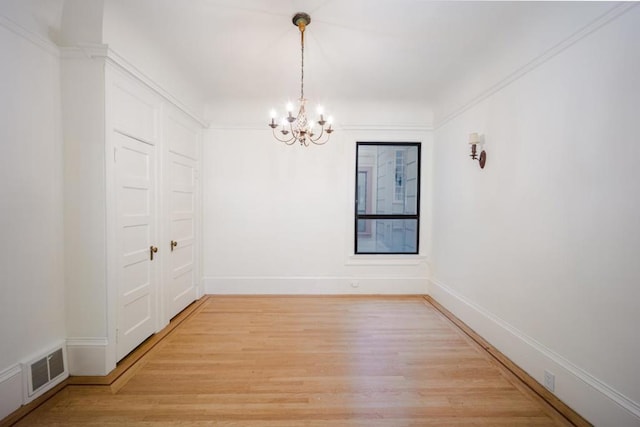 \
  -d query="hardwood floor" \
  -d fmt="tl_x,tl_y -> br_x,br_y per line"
13,296 -> 575,426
